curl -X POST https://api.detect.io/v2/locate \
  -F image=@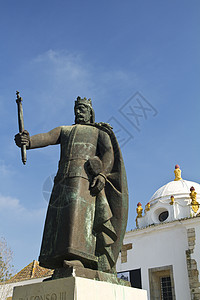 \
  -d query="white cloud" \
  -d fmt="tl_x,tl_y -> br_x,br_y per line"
0,160 -> 15,178
28,49 -> 138,106
0,194 -> 46,223
31,49 -> 92,96
0,195 -> 20,210
34,50 -> 90,82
